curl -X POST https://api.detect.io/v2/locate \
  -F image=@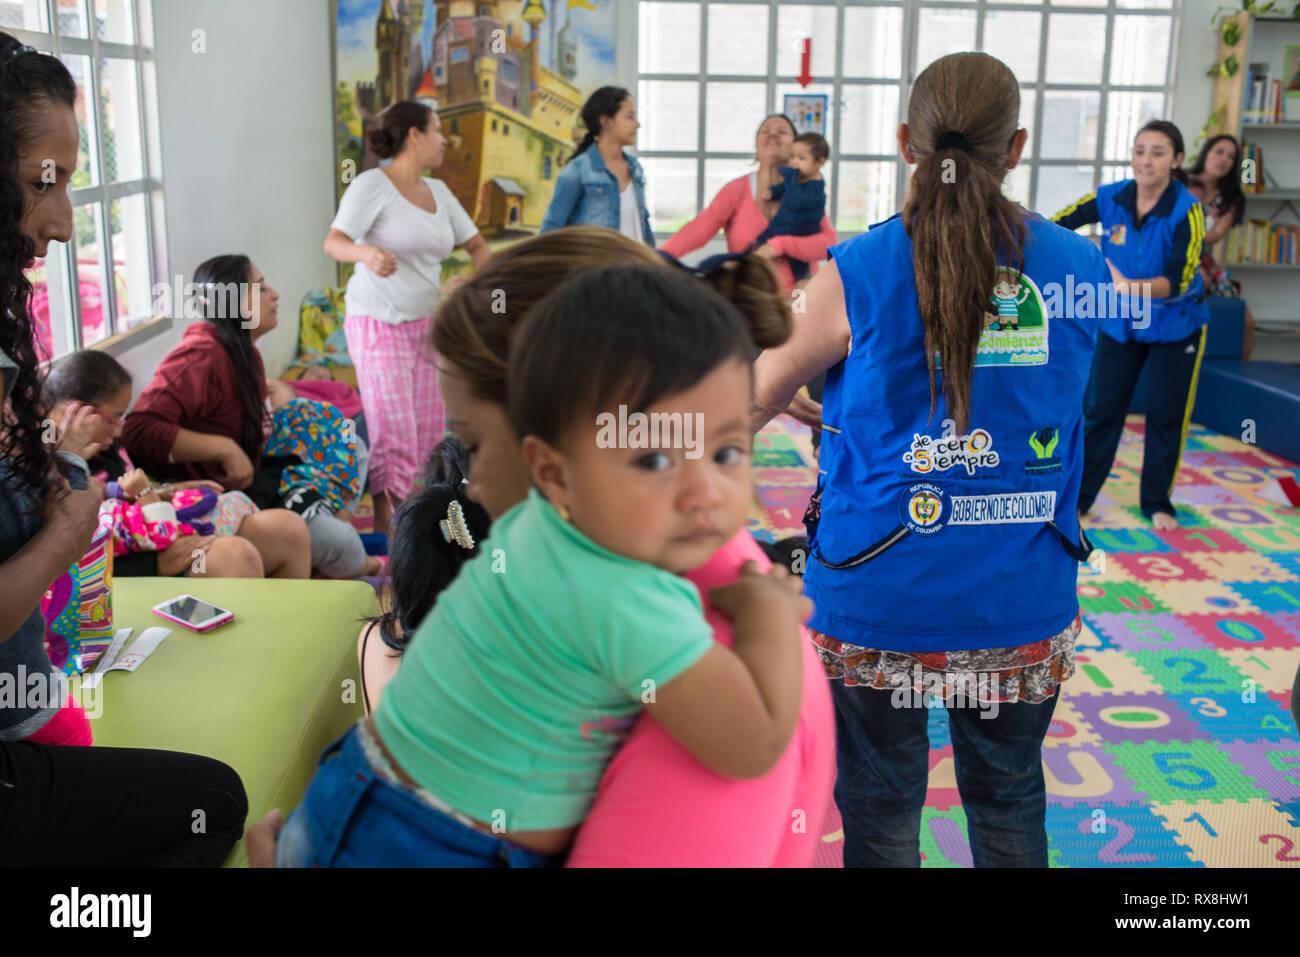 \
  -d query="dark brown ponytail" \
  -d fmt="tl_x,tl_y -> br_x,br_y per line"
902,52 -> 1026,435
368,100 -> 433,160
